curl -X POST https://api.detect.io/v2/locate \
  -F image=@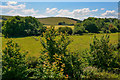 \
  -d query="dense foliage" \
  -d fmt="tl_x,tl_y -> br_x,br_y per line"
89,35 -> 120,73
2,33 -> 120,79
1,16 -> 120,79
58,27 -> 73,35
74,17 -> 120,35
2,40 -> 28,80
30,26 -> 86,79
58,21 -> 66,25
2,16 -> 46,37
83,20 -> 99,33
74,23 -> 87,35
